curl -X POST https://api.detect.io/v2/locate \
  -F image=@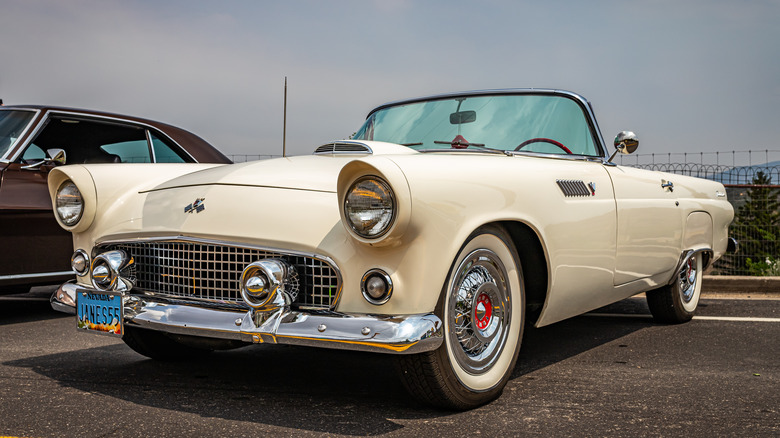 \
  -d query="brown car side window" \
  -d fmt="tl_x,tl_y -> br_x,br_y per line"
24,116 -> 151,164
